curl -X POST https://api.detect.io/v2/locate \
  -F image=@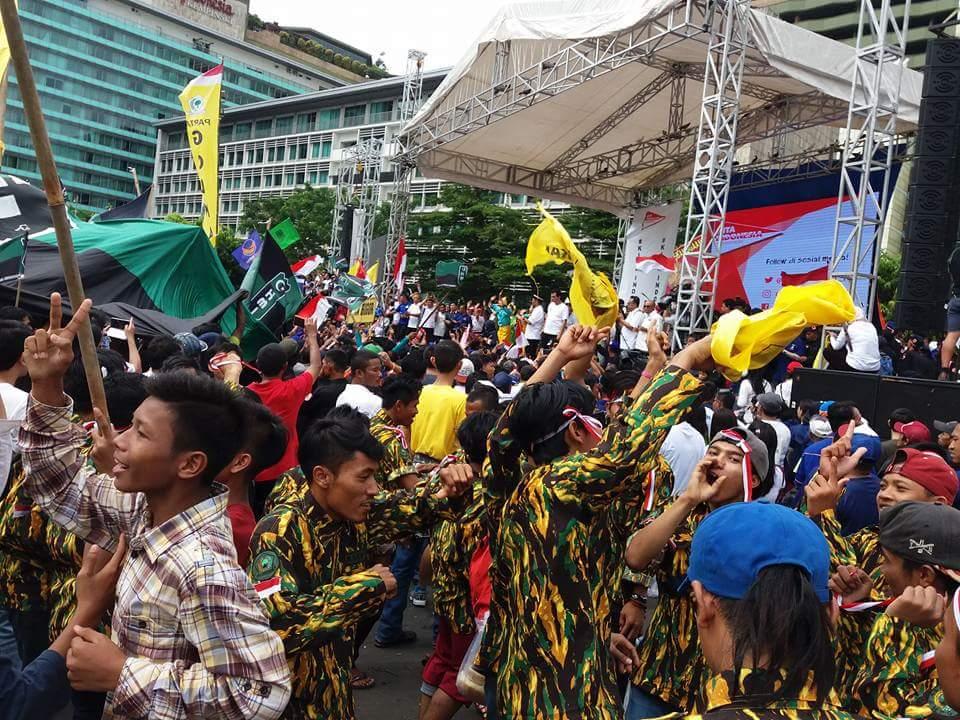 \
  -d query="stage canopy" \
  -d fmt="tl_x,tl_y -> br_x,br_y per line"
402,0 -> 923,215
